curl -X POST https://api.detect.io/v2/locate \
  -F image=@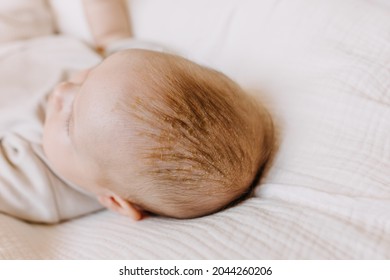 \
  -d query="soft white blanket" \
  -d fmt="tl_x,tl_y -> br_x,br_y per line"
0,0 -> 389,259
